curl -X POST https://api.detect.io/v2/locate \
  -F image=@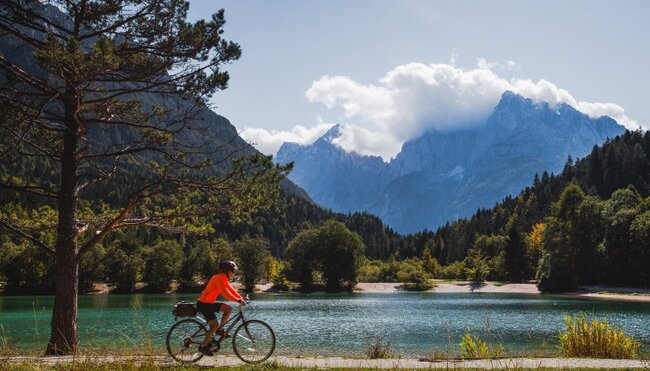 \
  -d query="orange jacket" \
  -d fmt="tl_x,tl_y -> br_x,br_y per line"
197,273 -> 243,303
